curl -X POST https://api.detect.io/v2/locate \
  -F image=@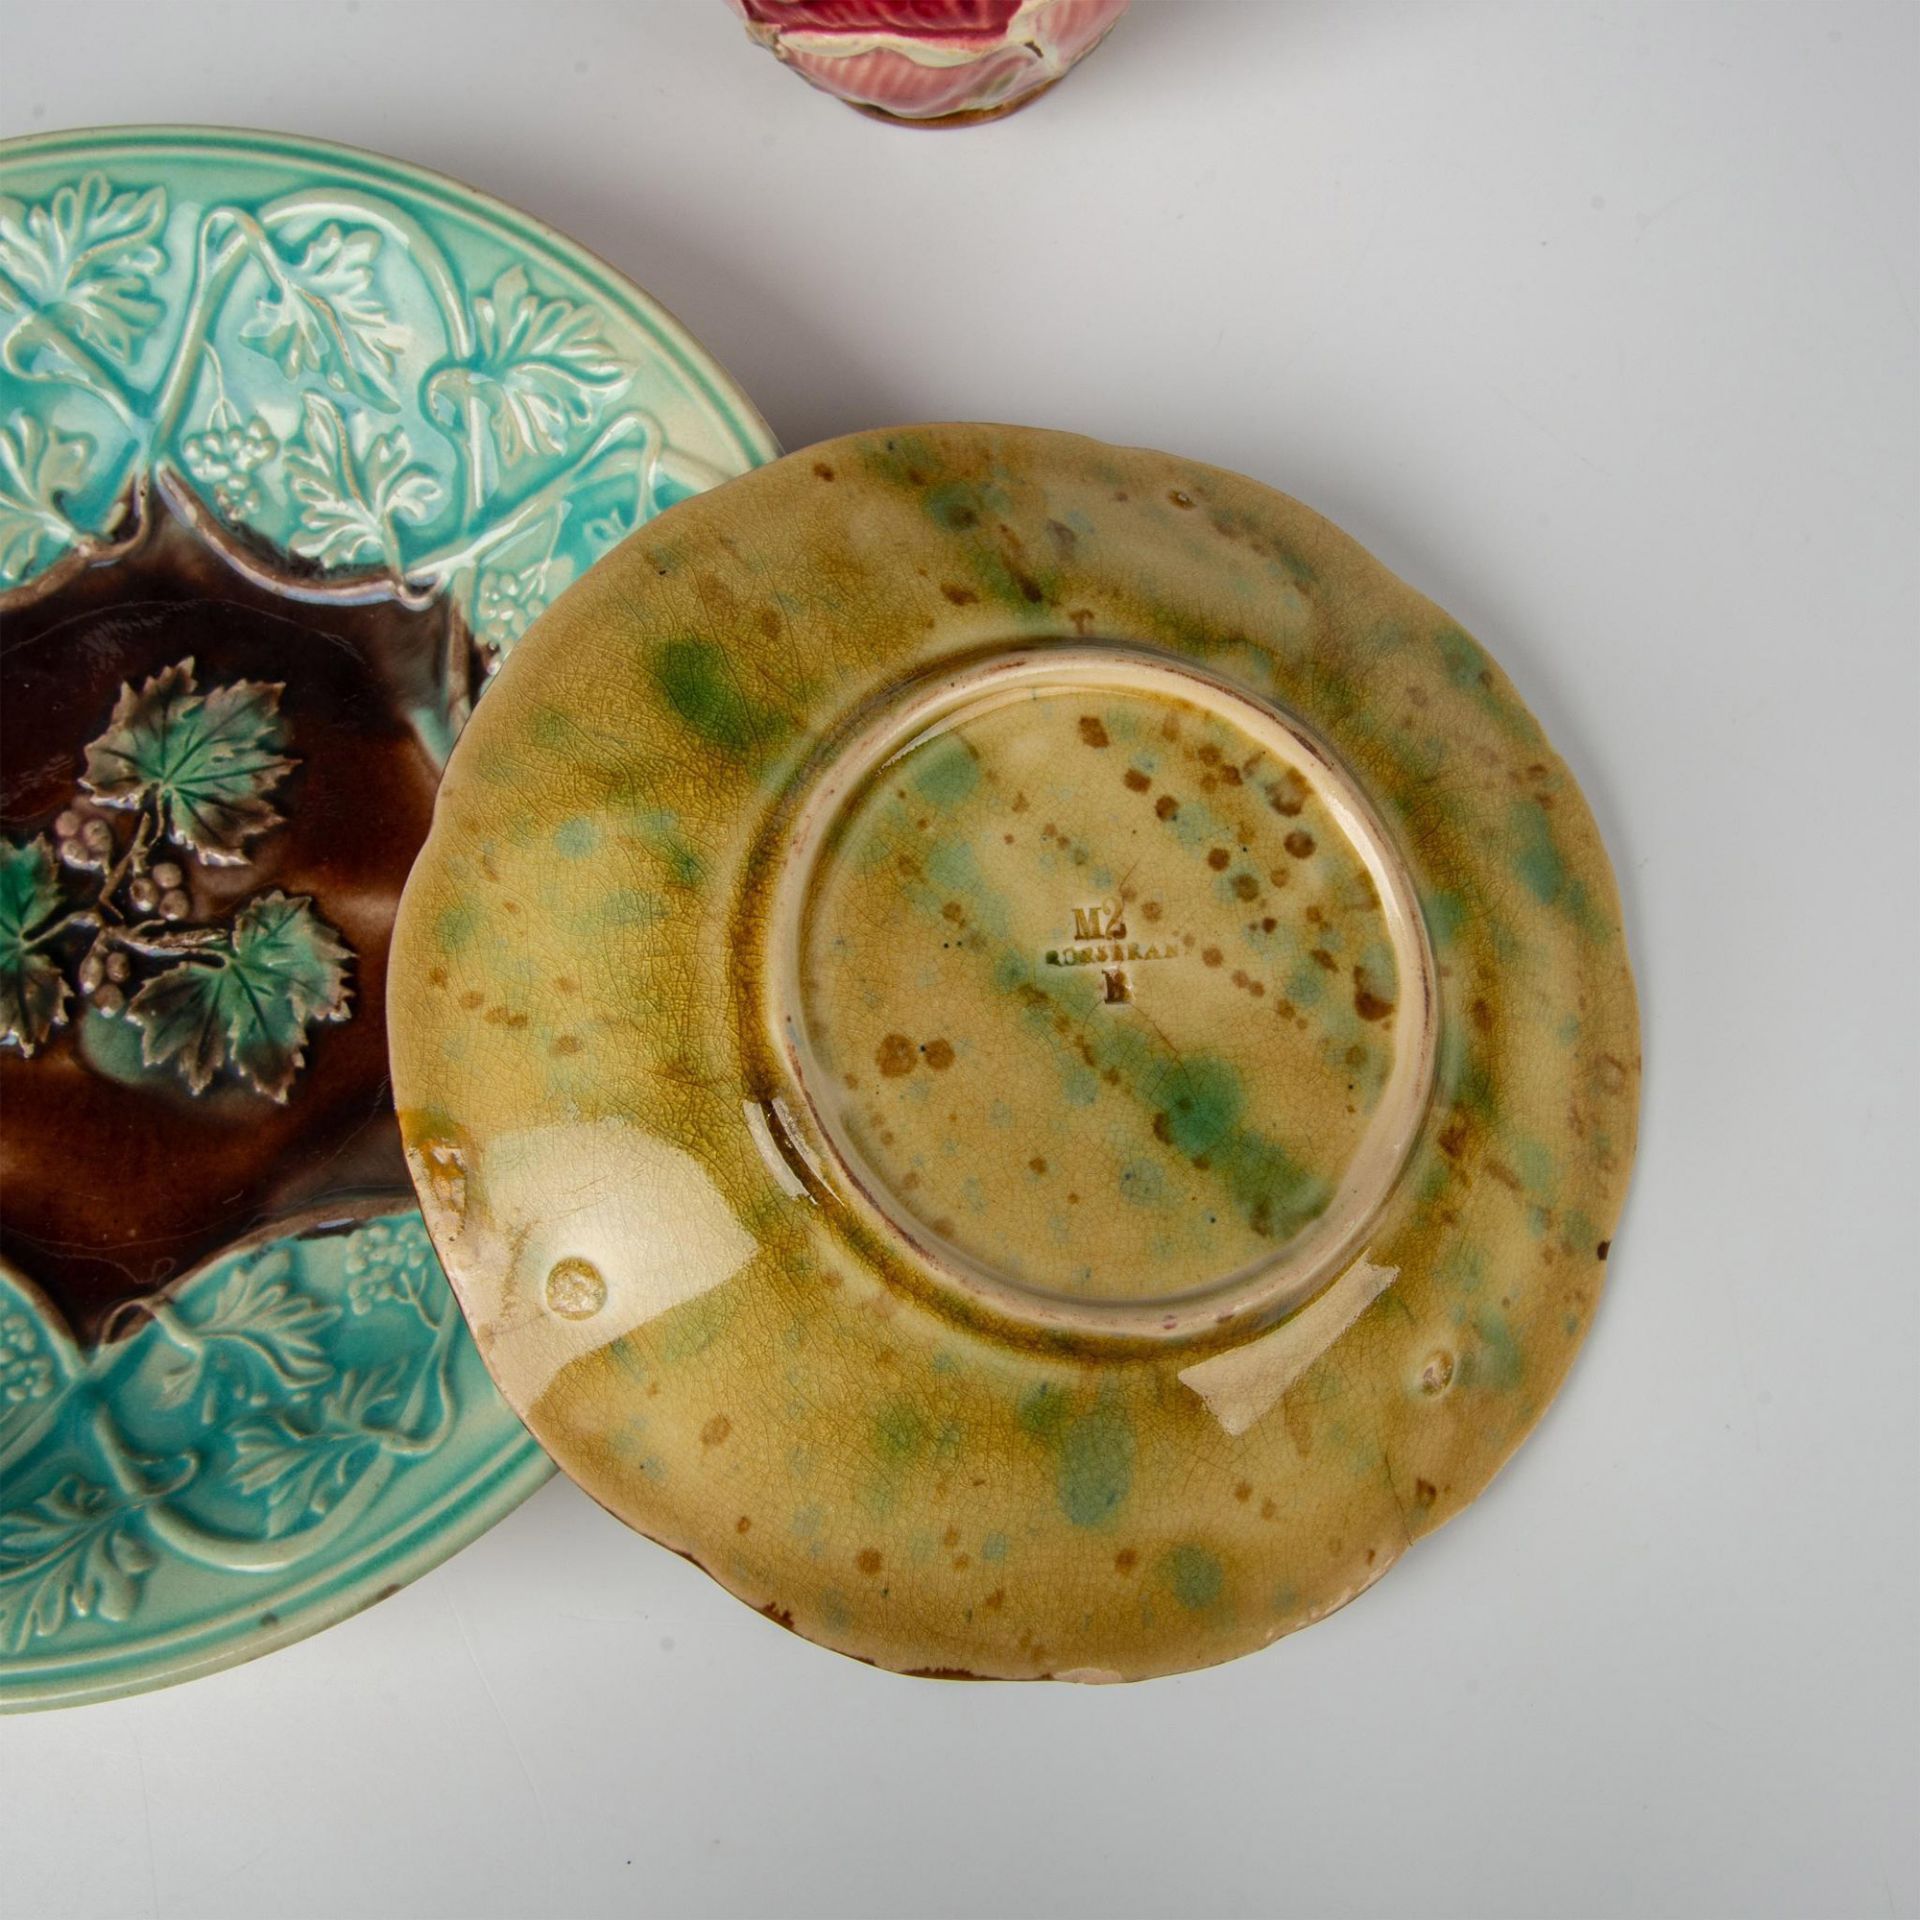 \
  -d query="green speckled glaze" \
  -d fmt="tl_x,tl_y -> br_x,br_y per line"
770,647 -> 1436,1334
389,426 -> 1640,1682
803,685 -> 1380,1285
